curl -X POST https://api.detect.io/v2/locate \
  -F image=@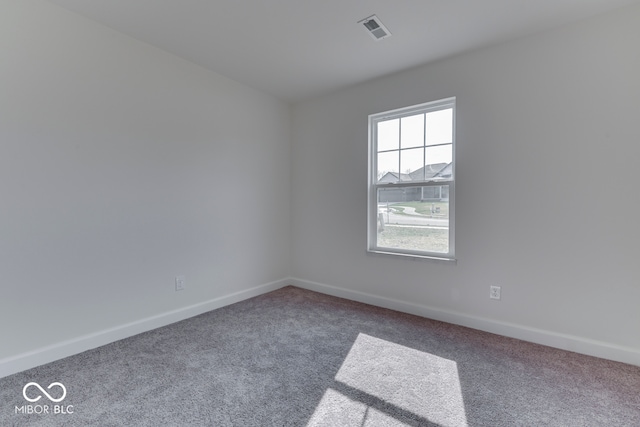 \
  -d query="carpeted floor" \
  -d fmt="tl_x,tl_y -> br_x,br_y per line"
1,286 -> 639,426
